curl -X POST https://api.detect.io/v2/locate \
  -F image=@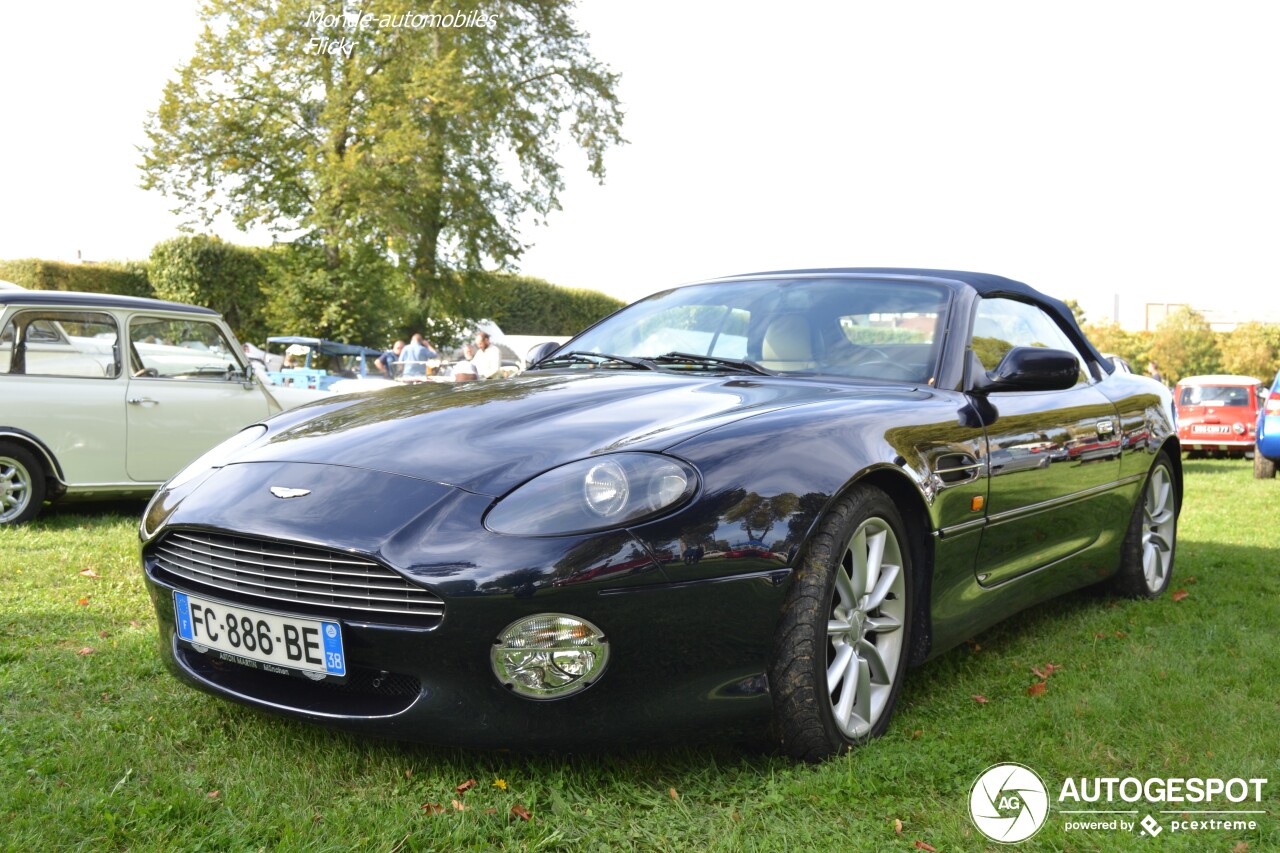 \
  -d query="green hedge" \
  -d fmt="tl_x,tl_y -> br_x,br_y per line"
150,236 -> 269,343
483,273 -> 625,336
0,258 -> 152,297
